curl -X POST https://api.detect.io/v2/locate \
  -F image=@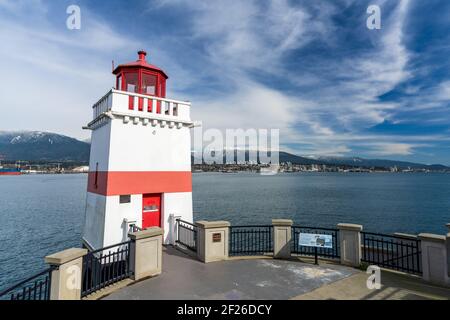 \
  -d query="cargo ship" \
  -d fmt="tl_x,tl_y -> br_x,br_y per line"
0,163 -> 21,175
